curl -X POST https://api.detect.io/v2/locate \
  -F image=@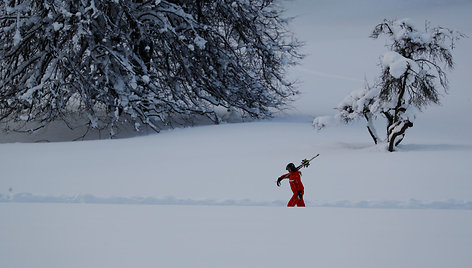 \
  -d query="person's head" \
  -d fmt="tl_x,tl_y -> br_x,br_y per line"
286,163 -> 297,173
